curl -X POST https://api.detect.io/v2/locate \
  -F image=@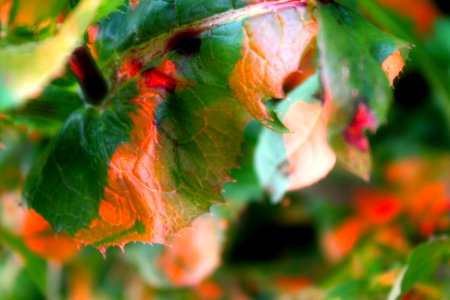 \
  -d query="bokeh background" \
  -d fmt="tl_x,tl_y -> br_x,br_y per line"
0,0 -> 449,299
